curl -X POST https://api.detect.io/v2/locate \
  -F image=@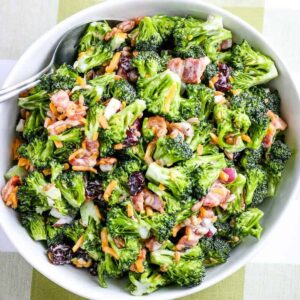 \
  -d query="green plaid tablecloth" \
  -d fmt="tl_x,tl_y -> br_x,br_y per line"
1,1 -> 300,299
